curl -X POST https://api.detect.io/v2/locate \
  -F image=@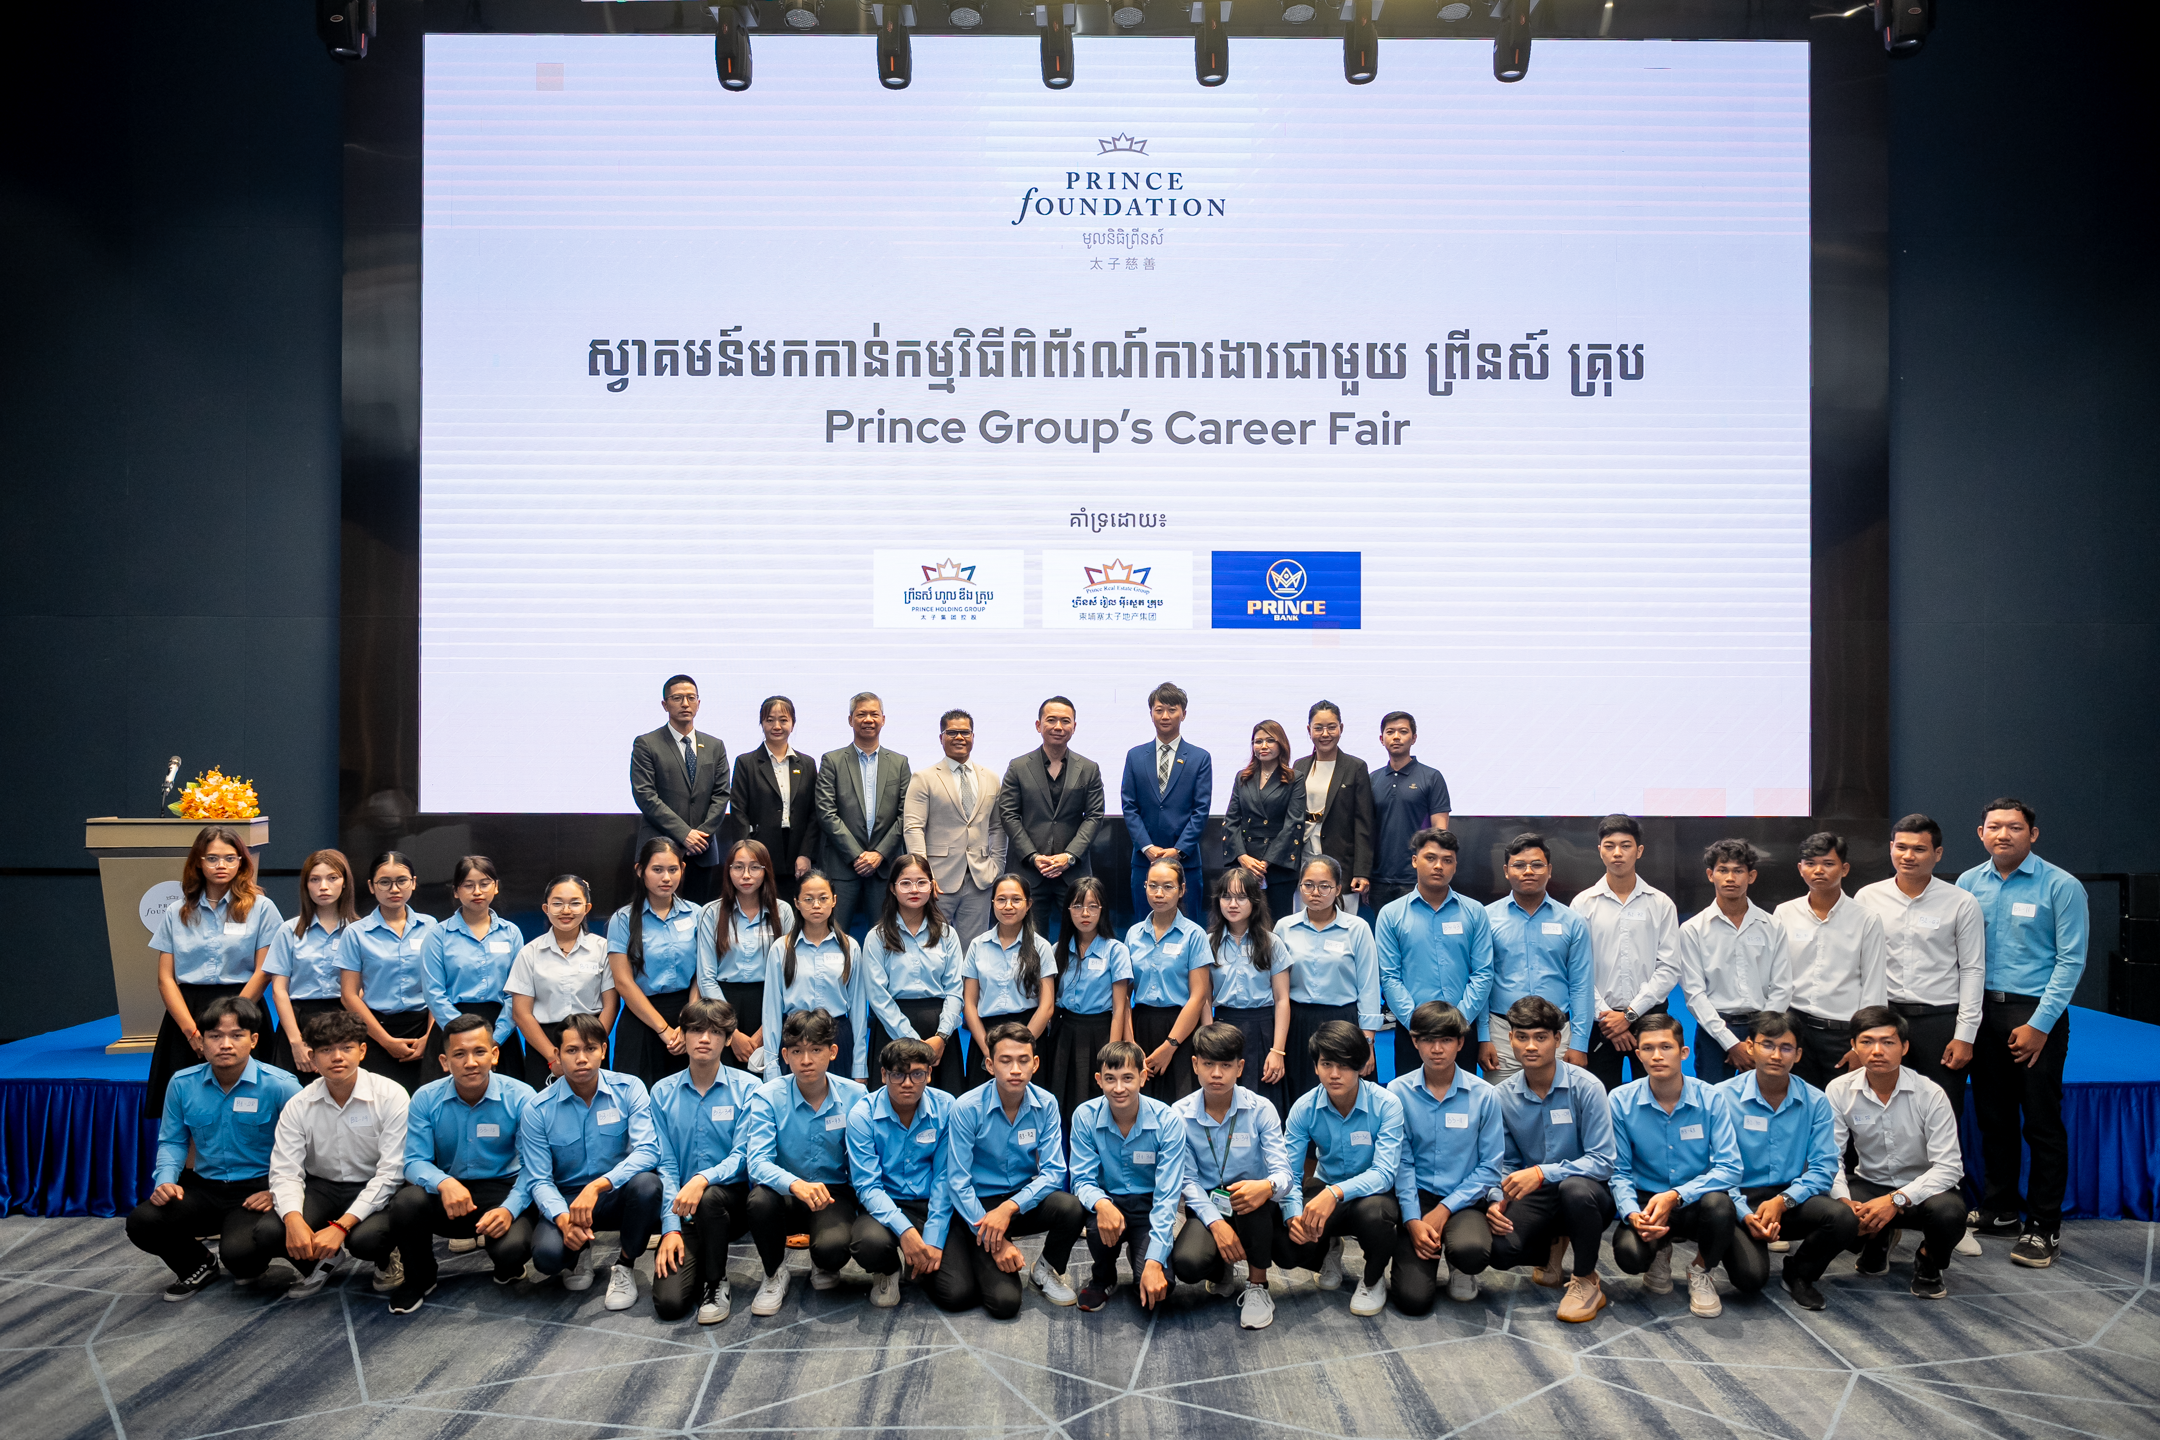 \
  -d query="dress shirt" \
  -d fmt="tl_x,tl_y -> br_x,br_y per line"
1057,934 -> 1134,1015
1491,1062 -> 1616,1185
864,916 -> 966,1039
1388,1067 -> 1504,1218
1156,739 -> 1179,793
1124,912 -> 1210,1008
940,1081 -> 1067,1224
1713,1071 -> 1839,1218
1956,852 -> 2091,1034
768,746 -> 796,829
1570,877 -> 1683,1016
264,917 -> 346,1002
964,929 -> 1058,1018
1824,1066 -> 1964,1205
1376,889 -> 1495,1029
761,933 -> 870,1078
1282,1081 -> 1403,1218
1483,894 -> 1596,1042
1174,1086 -> 1293,1225
421,912 -> 523,1041
518,1069 -> 662,1221
743,1073 -> 869,1190
847,1085 -> 954,1247
670,724 -> 700,786
650,1065 -> 762,1233
1370,760 -> 1451,886
696,899 -> 795,993
154,1059 -> 303,1186
1854,877 -> 1986,1043
404,1073 -> 538,1215
856,746 -> 884,833
1678,902 -> 1794,1053
152,891 -> 285,986
1069,1095 -> 1187,1265
336,908 -> 439,1013
1276,910 -> 1384,1031
606,897 -> 703,995
506,931 -> 613,1023
268,1069 -> 411,1222
1207,931 -> 1287,1012
1775,893 -> 1888,1024
1606,1076 -> 1742,1217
